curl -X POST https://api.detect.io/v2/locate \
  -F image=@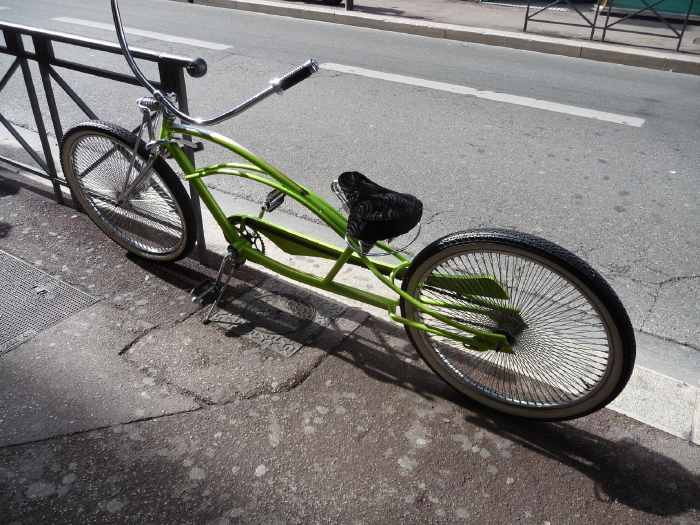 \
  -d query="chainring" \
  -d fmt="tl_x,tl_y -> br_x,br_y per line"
236,223 -> 265,254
